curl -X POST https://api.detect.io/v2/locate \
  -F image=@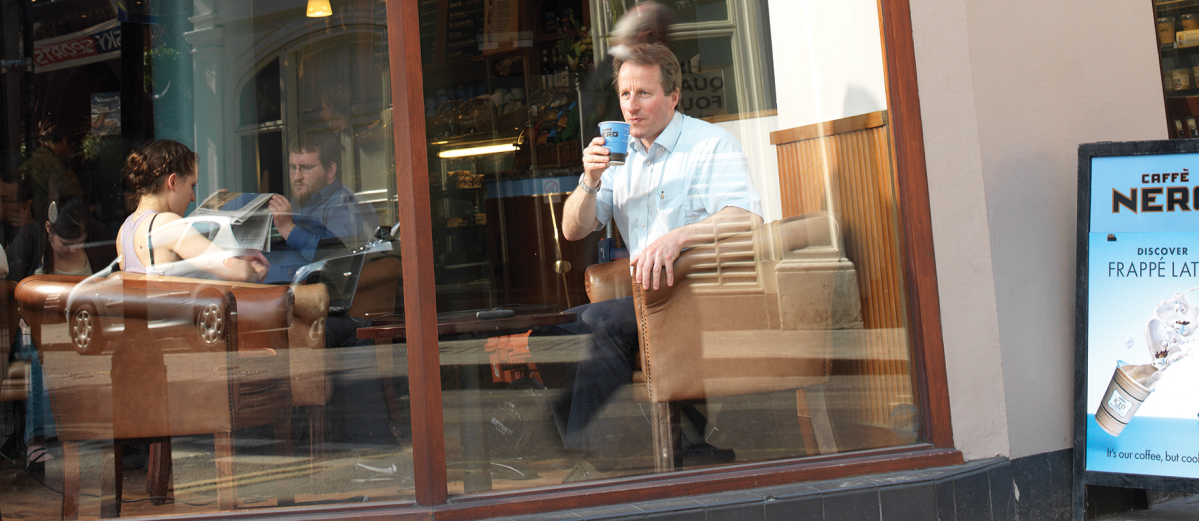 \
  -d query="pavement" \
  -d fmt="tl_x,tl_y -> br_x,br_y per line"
1095,495 -> 1199,520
